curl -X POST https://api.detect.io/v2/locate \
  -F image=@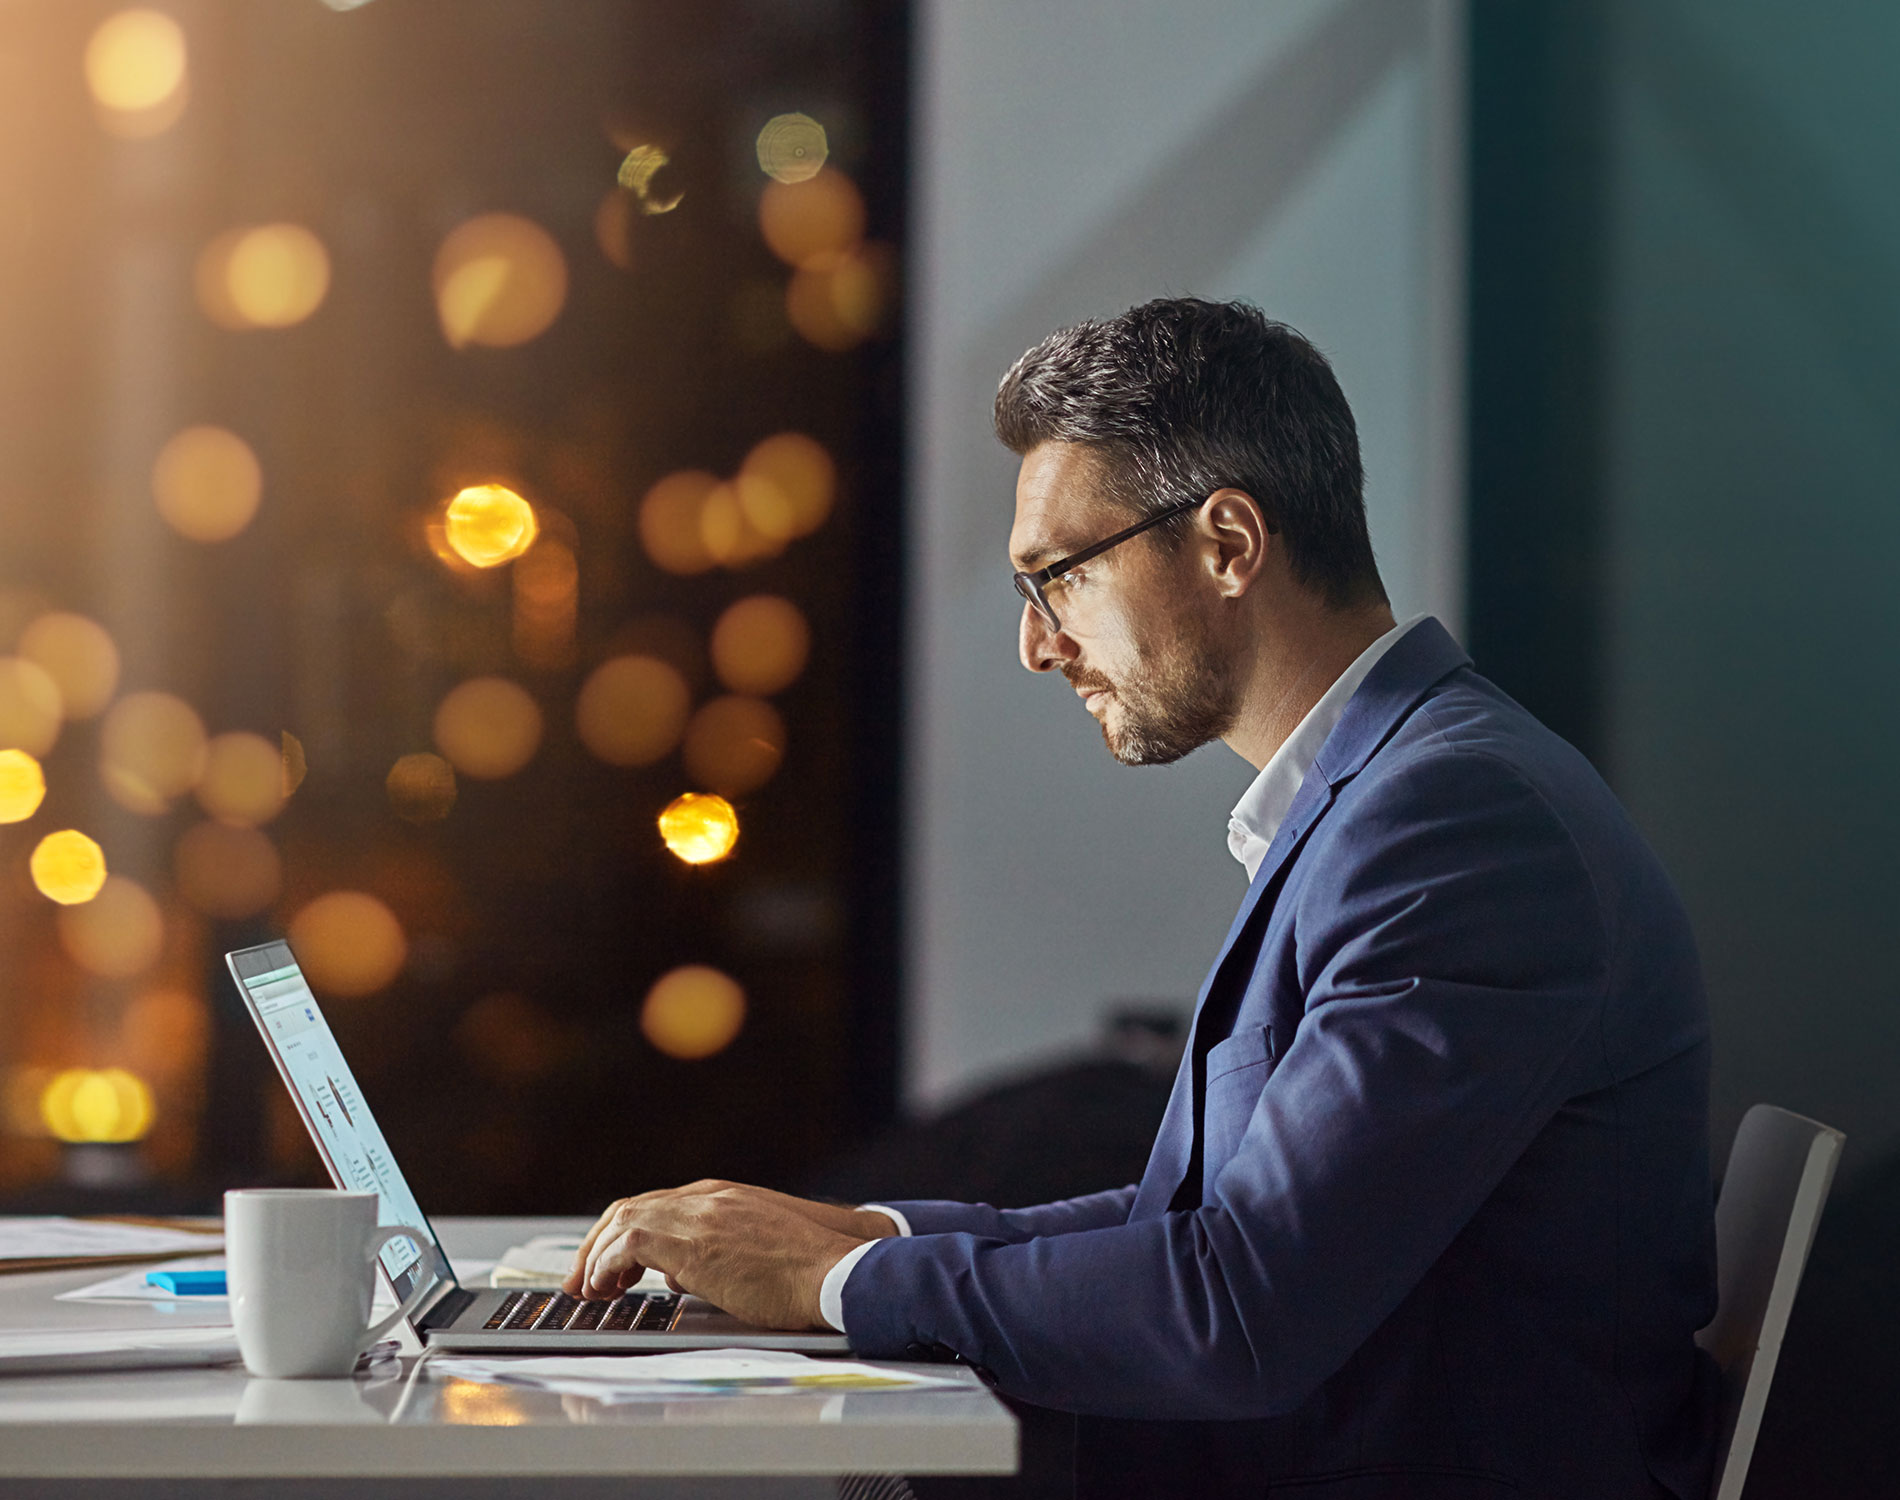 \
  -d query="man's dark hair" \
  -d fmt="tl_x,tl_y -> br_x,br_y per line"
993,297 -> 1385,608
